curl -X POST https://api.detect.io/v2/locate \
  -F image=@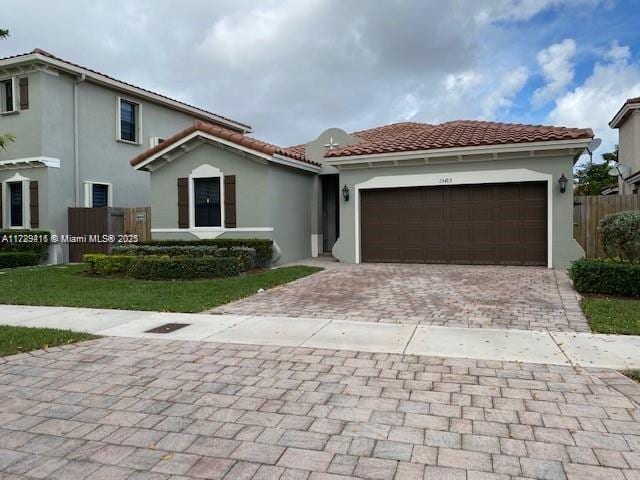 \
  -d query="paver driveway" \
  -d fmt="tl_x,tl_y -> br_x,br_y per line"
1,337 -> 640,479
213,261 -> 589,332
